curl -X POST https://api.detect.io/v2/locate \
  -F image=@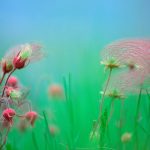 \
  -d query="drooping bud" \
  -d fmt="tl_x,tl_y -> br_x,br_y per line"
1,59 -> 13,74
25,111 -> 37,126
2,108 -> 16,125
13,44 -> 32,69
